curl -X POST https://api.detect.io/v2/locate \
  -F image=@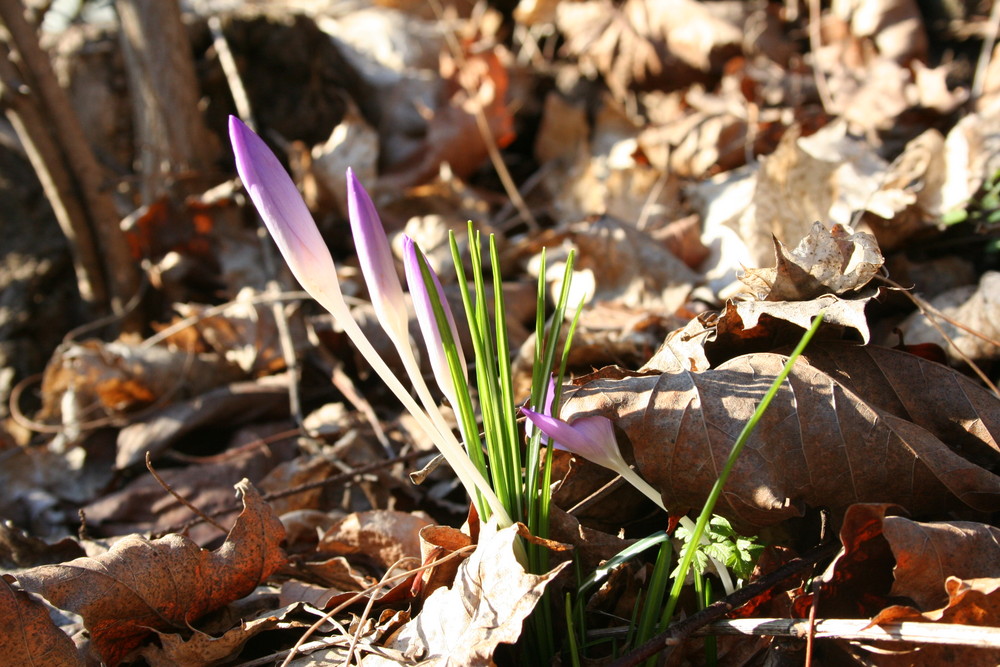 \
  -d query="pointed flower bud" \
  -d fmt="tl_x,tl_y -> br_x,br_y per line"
402,236 -> 468,406
229,116 -> 345,311
521,408 -> 665,509
346,168 -> 410,347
